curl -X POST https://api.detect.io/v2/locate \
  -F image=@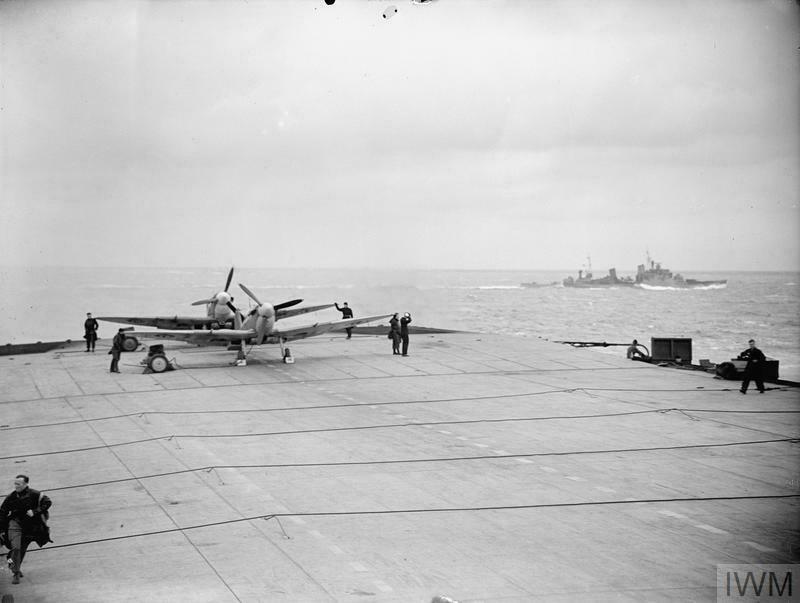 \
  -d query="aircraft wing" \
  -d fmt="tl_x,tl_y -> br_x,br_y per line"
97,316 -> 225,330
124,328 -> 256,347
276,303 -> 335,321
268,314 -> 392,343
